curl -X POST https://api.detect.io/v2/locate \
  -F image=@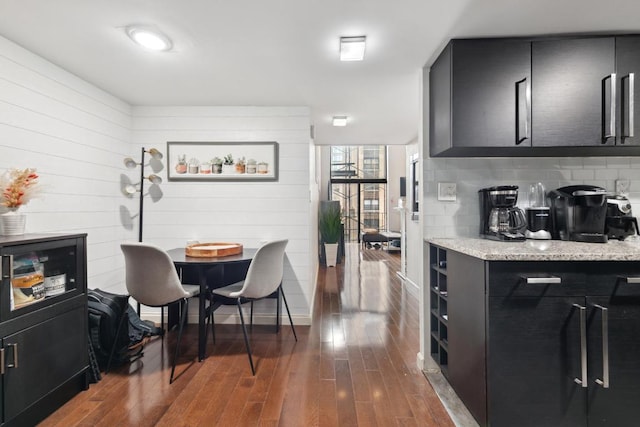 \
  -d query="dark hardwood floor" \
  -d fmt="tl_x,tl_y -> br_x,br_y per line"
40,244 -> 454,426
